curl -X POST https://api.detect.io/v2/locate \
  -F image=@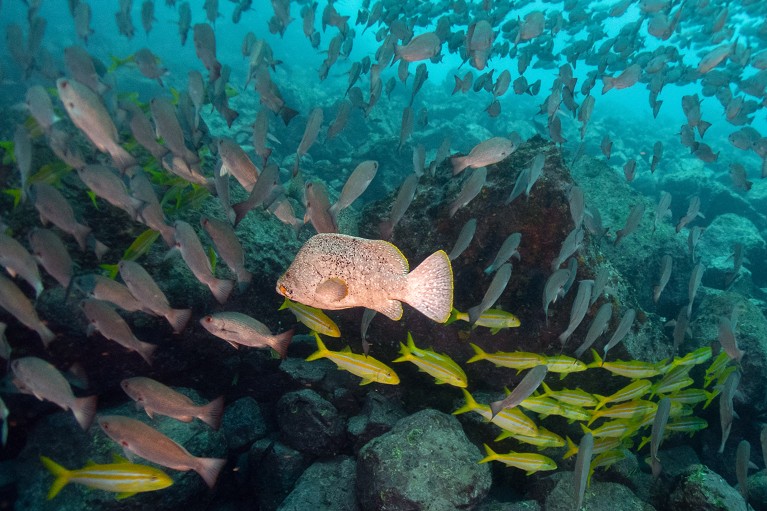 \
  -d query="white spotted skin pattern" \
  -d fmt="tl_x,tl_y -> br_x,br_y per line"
277,234 -> 408,313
